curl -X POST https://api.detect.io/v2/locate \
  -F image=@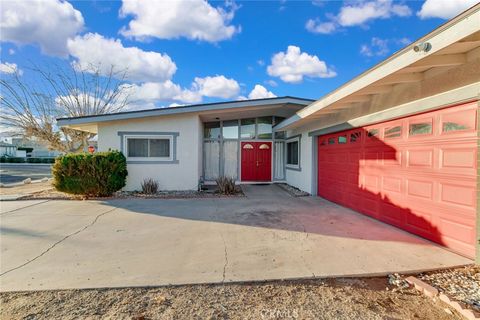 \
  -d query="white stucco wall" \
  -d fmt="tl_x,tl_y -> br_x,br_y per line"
284,132 -> 313,194
97,113 -> 202,191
